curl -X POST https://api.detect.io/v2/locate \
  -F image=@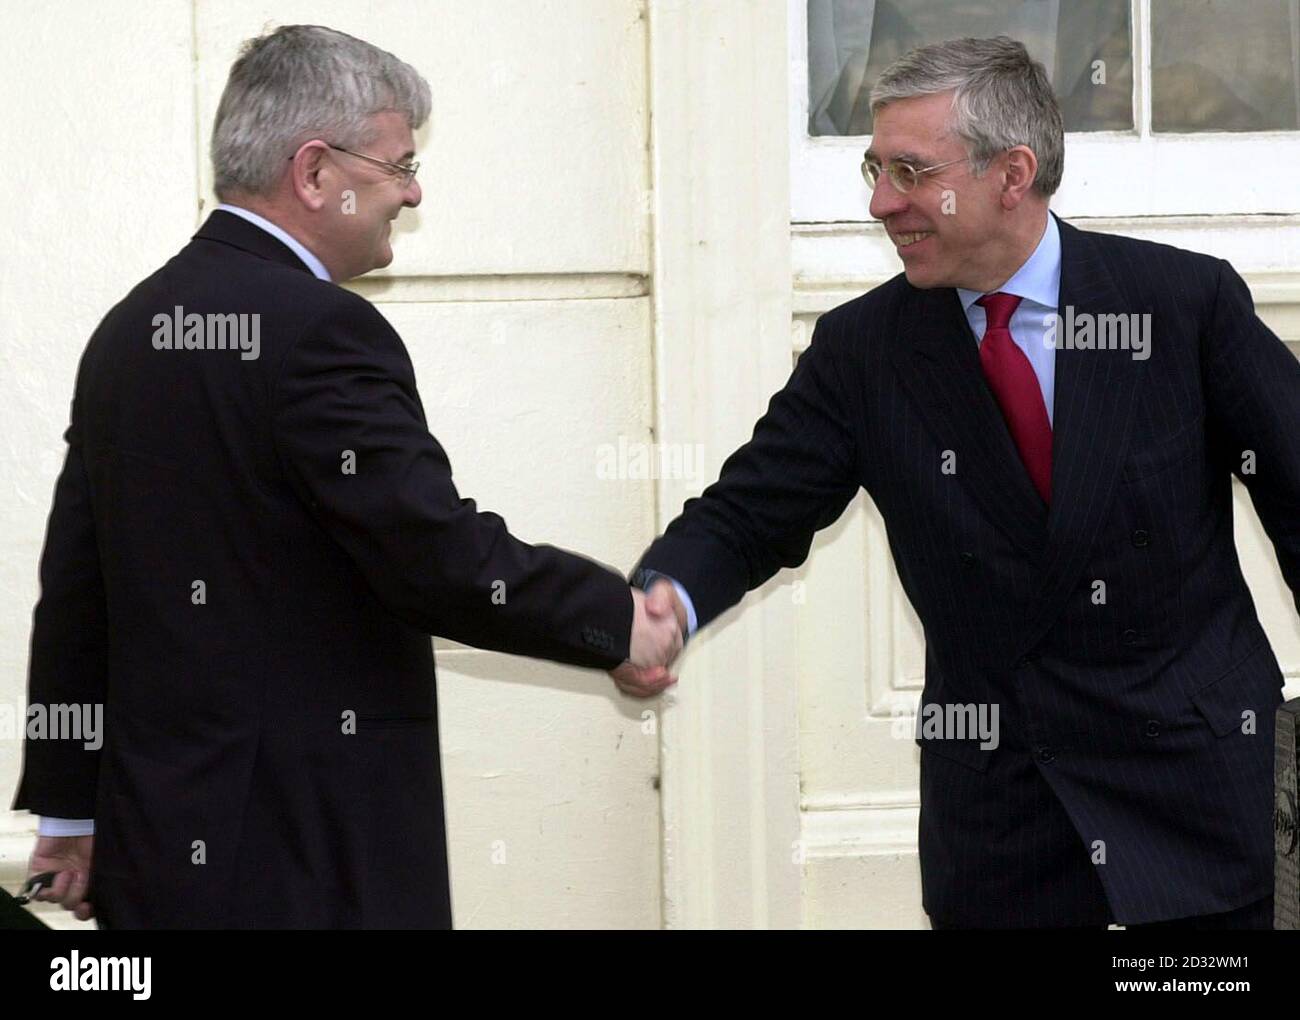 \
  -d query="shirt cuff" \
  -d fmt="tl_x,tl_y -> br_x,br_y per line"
636,569 -> 699,638
38,816 -> 95,837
